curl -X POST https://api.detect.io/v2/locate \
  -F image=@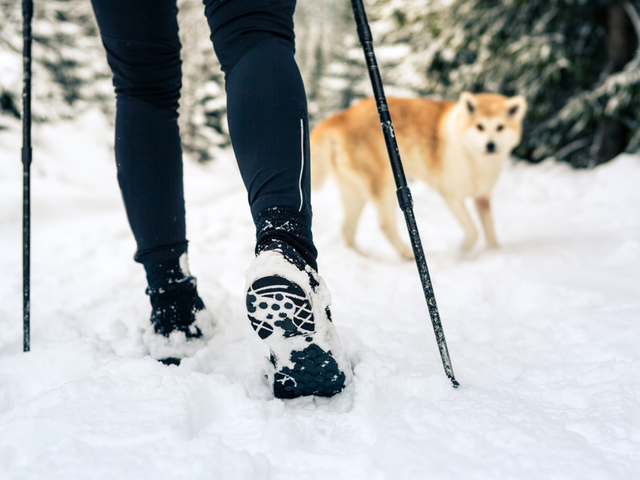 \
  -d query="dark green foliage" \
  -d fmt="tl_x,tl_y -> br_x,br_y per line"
176,0 -> 230,162
3,0 -> 638,167
295,0 -> 372,128
0,0 -> 229,160
378,0 -> 640,167
295,0 -> 416,129
0,91 -> 19,119
0,0 -> 113,122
